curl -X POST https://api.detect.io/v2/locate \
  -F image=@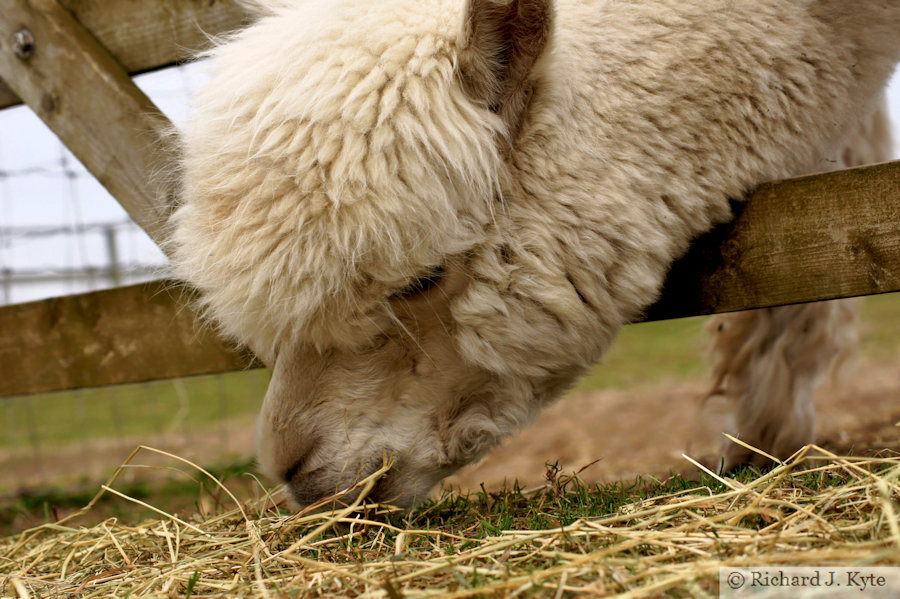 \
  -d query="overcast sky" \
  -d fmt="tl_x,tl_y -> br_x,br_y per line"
1,65 -> 899,305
